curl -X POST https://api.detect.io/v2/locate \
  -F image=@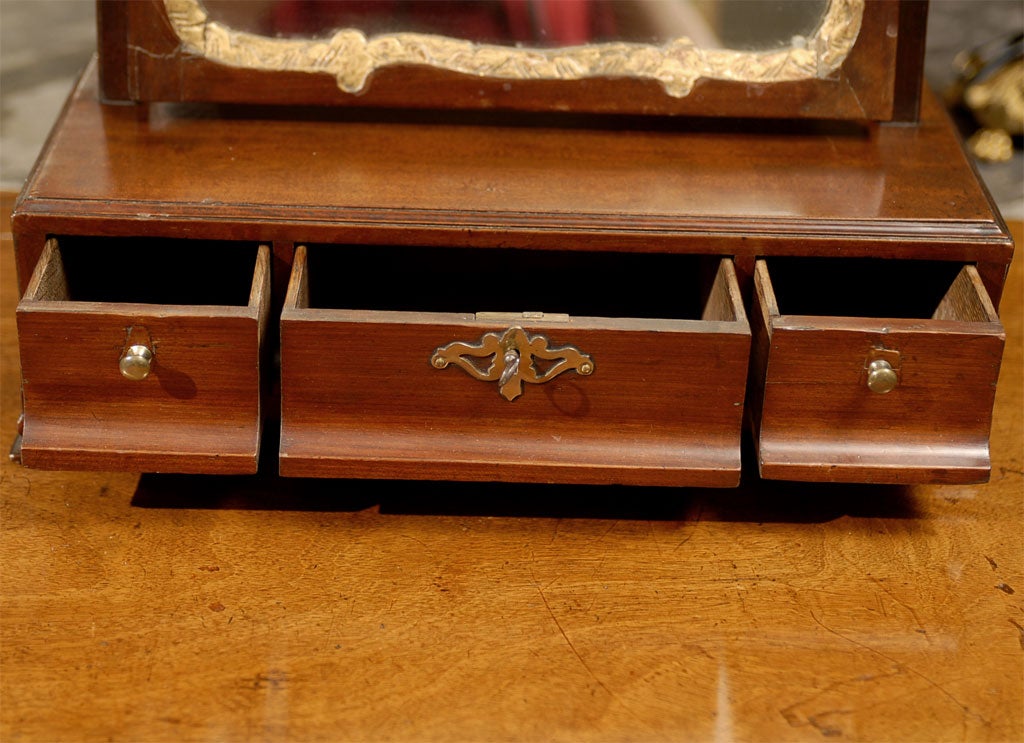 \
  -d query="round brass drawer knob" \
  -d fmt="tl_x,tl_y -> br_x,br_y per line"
866,359 -> 898,394
119,344 -> 153,381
